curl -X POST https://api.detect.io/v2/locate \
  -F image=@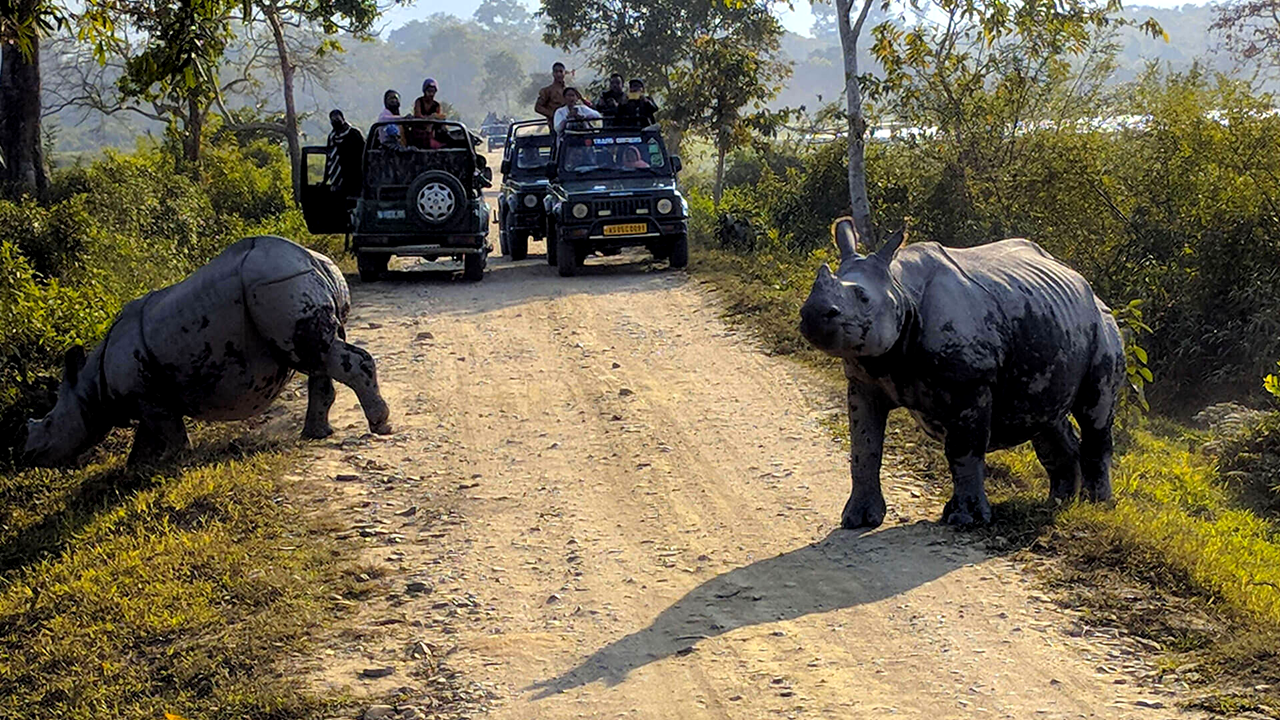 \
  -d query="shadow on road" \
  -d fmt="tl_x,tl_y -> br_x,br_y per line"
348,249 -> 685,317
526,522 -> 972,698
